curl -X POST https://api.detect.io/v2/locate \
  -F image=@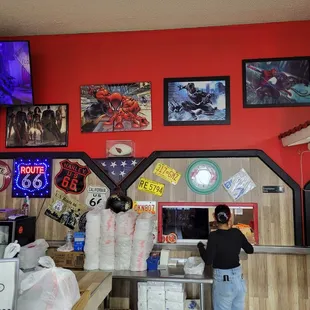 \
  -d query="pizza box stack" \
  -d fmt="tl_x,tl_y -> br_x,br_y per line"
165,282 -> 186,310
137,281 -> 186,310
